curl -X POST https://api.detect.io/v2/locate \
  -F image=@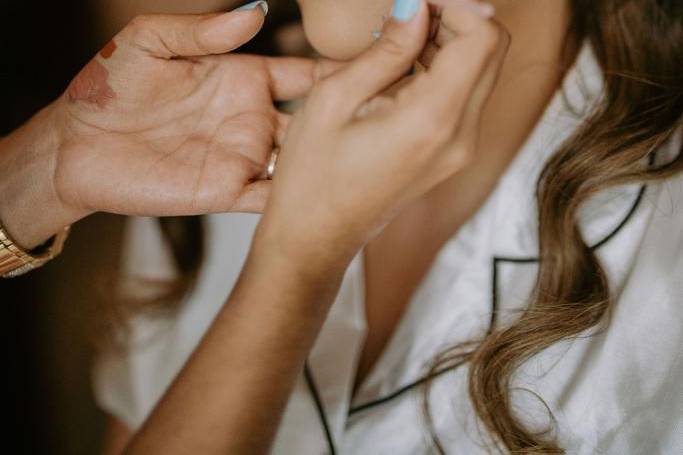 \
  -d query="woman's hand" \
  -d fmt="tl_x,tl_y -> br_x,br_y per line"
256,0 -> 509,273
126,3 -> 509,454
0,2 -> 333,249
